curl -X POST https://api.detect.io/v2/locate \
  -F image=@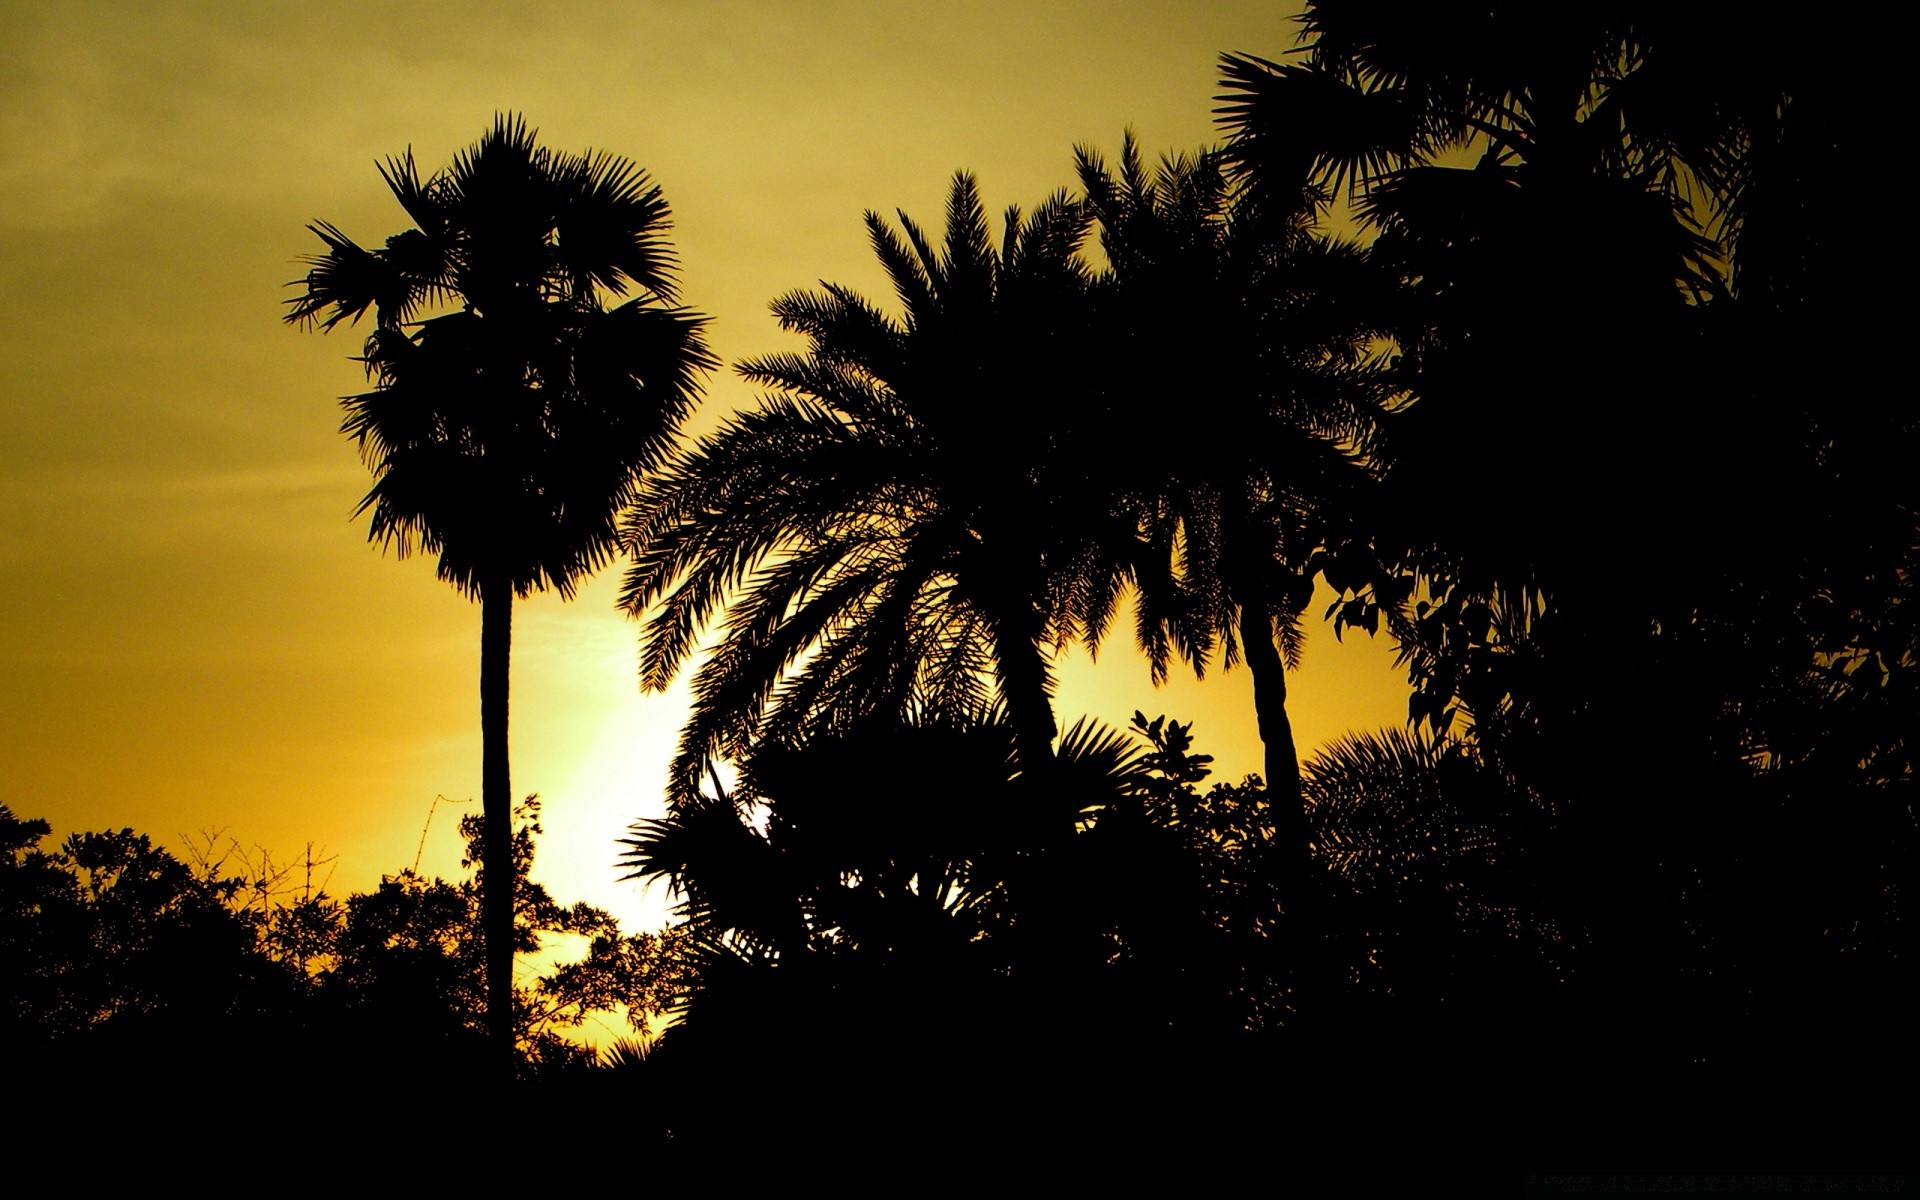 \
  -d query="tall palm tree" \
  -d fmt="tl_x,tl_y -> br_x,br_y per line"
620,173 -> 1111,801
285,115 -> 714,1068
1074,135 -> 1394,895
